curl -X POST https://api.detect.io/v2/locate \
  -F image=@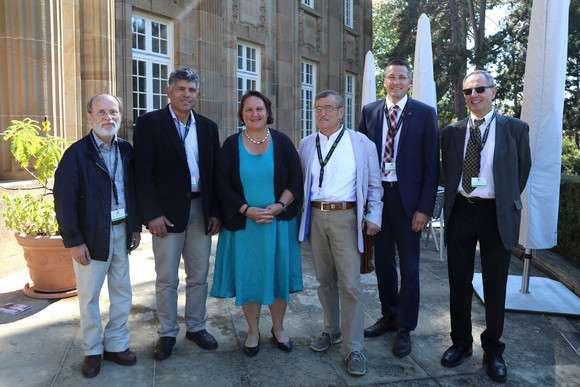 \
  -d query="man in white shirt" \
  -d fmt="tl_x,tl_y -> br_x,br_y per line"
440,70 -> 531,383
298,90 -> 383,376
